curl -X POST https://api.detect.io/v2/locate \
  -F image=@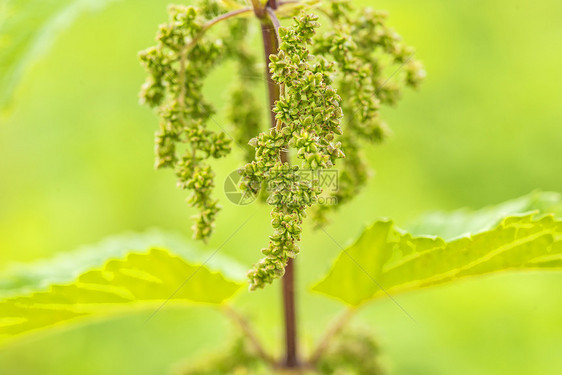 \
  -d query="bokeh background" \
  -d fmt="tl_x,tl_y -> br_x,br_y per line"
1,0 -> 561,374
